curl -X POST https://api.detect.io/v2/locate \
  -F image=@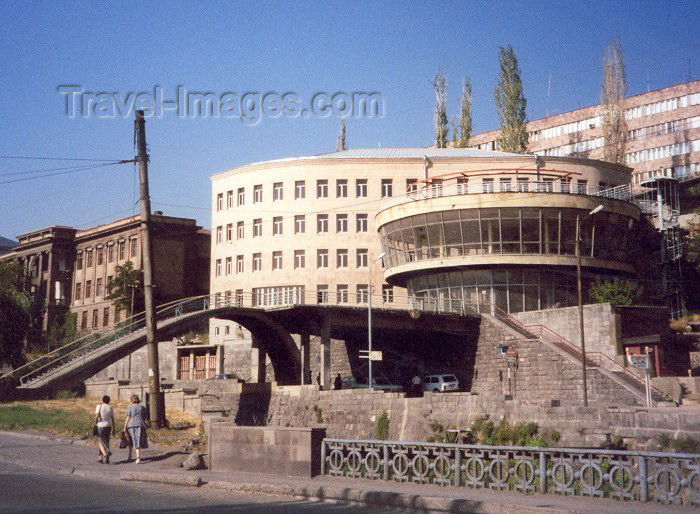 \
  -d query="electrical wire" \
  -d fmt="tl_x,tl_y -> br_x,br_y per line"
0,162 -> 126,185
